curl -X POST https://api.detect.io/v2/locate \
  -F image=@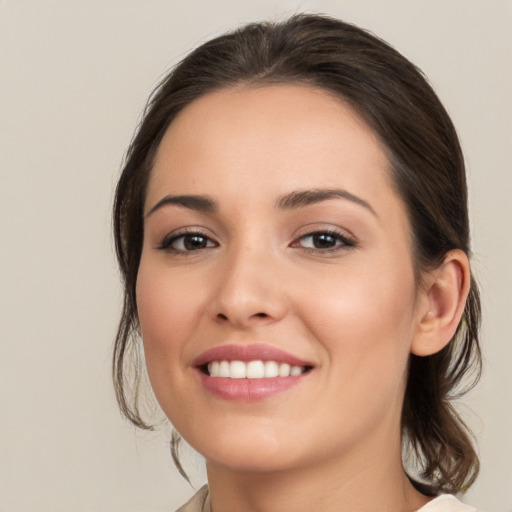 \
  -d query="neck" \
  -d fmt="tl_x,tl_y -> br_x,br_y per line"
205,431 -> 431,512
